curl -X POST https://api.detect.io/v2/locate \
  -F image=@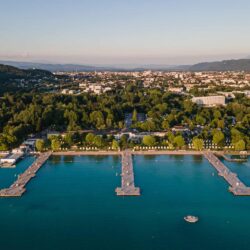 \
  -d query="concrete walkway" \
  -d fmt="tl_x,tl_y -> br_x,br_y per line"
0,152 -> 51,197
116,150 -> 140,196
204,152 -> 250,196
